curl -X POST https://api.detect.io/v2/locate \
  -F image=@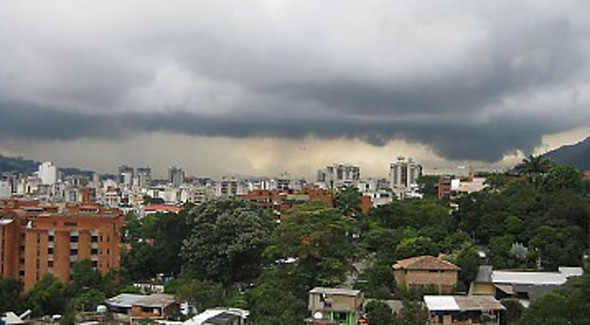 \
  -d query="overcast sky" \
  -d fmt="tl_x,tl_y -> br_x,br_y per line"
1,1 -> 590,178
